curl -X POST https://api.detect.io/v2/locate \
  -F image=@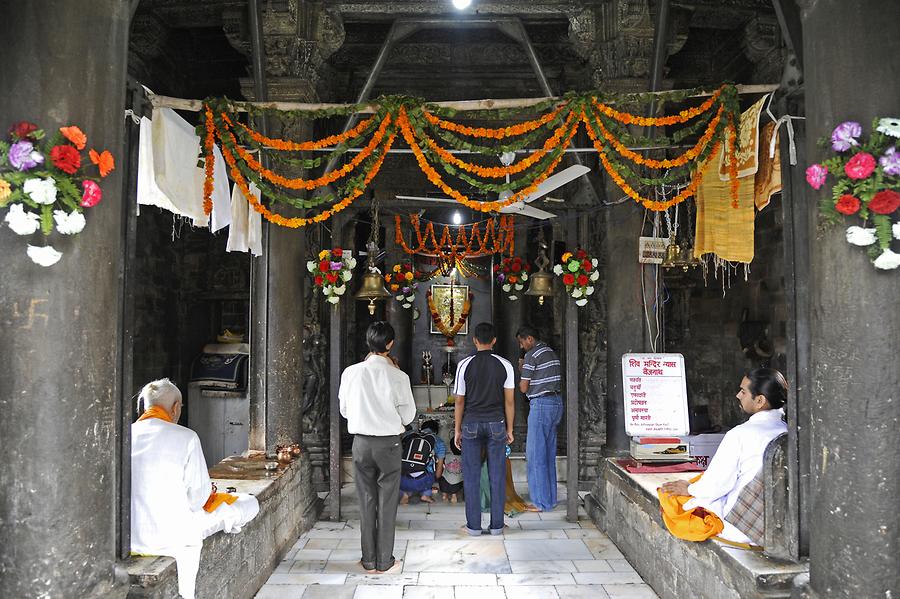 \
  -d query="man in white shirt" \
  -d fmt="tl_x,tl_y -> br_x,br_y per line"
339,321 -> 416,574
131,378 -> 259,599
